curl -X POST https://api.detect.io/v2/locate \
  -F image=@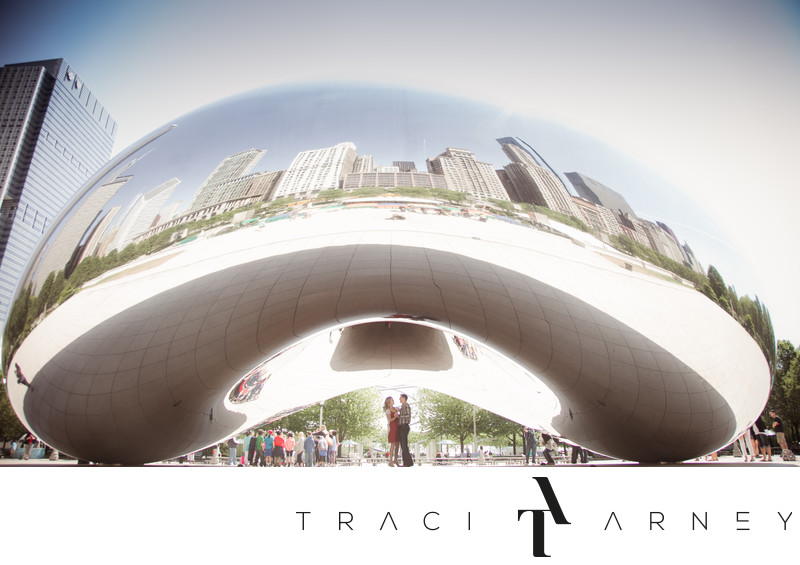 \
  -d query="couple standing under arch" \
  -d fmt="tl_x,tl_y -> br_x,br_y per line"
383,394 -> 413,467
